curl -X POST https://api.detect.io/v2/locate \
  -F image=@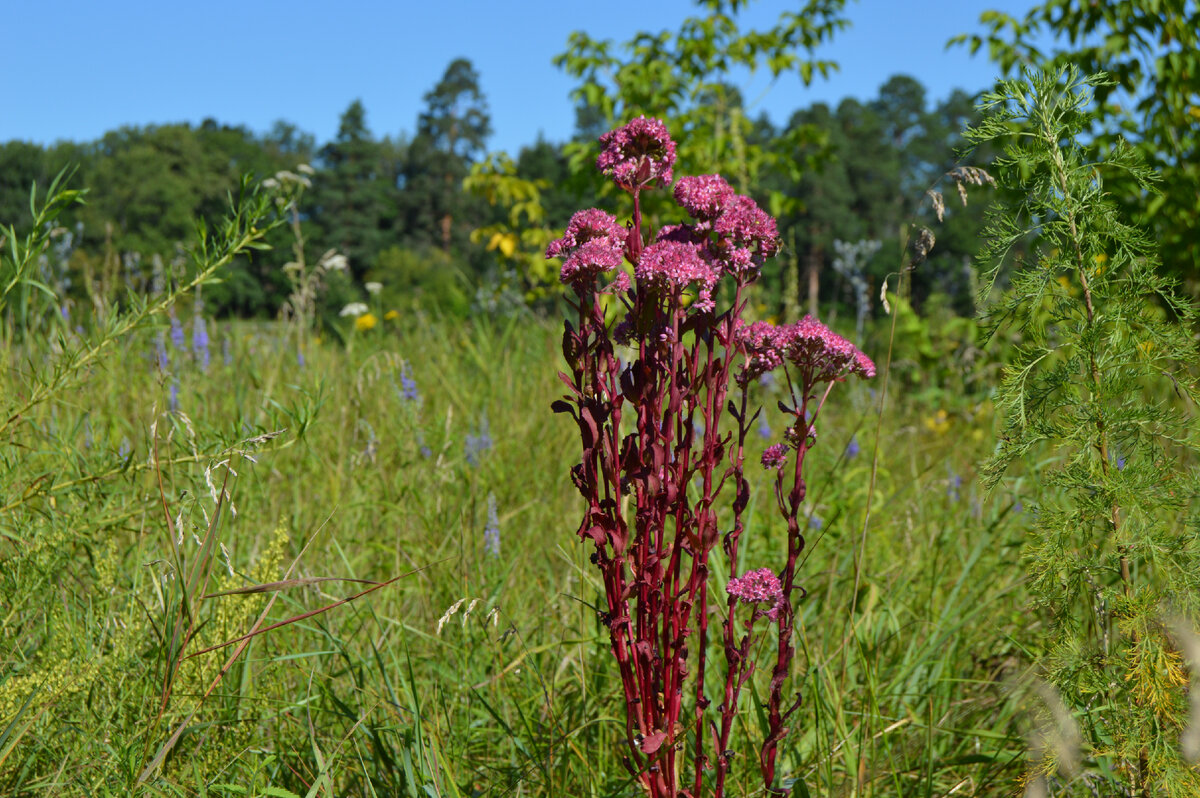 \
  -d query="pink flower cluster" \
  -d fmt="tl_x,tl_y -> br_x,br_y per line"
597,116 -> 676,191
726,567 -> 783,604
674,174 -> 736,221
547,119 -> 784,294
738,315 -> 876,386
635,240 -> 720,310
674,174 -> 779,278
711,195 -> 780,275
761,443 -> 789,470
546,208 -> 628,286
